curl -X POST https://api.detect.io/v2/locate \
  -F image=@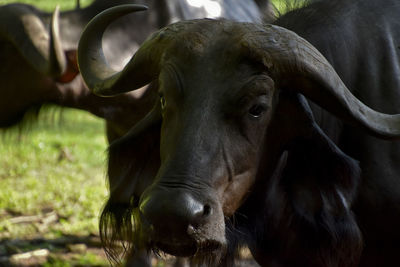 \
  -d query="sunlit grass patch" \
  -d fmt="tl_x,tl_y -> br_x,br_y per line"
44,251 -> 108,267
0,0 -> 94,11
0,108 -> 107,240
